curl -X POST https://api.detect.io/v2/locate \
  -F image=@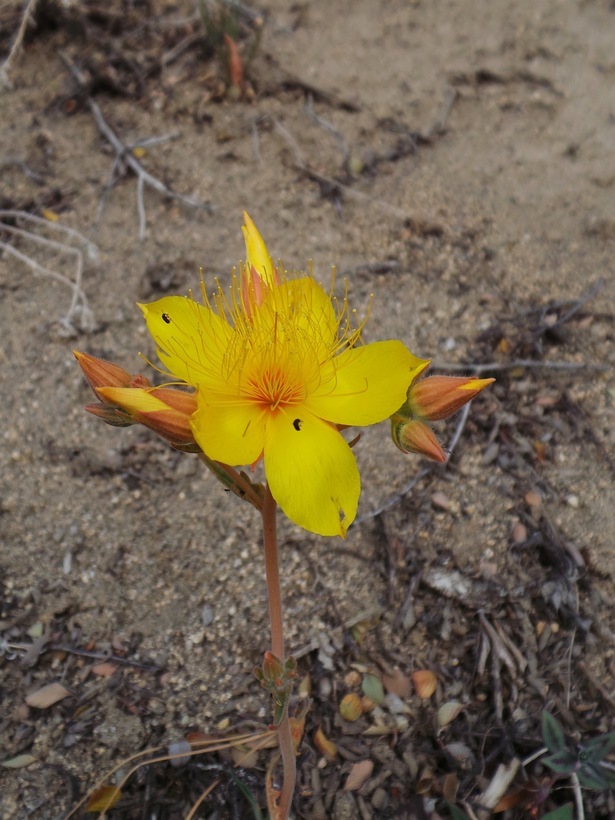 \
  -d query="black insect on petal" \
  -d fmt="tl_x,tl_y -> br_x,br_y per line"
162,313 -> 171,324
293,419 -> 302,431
